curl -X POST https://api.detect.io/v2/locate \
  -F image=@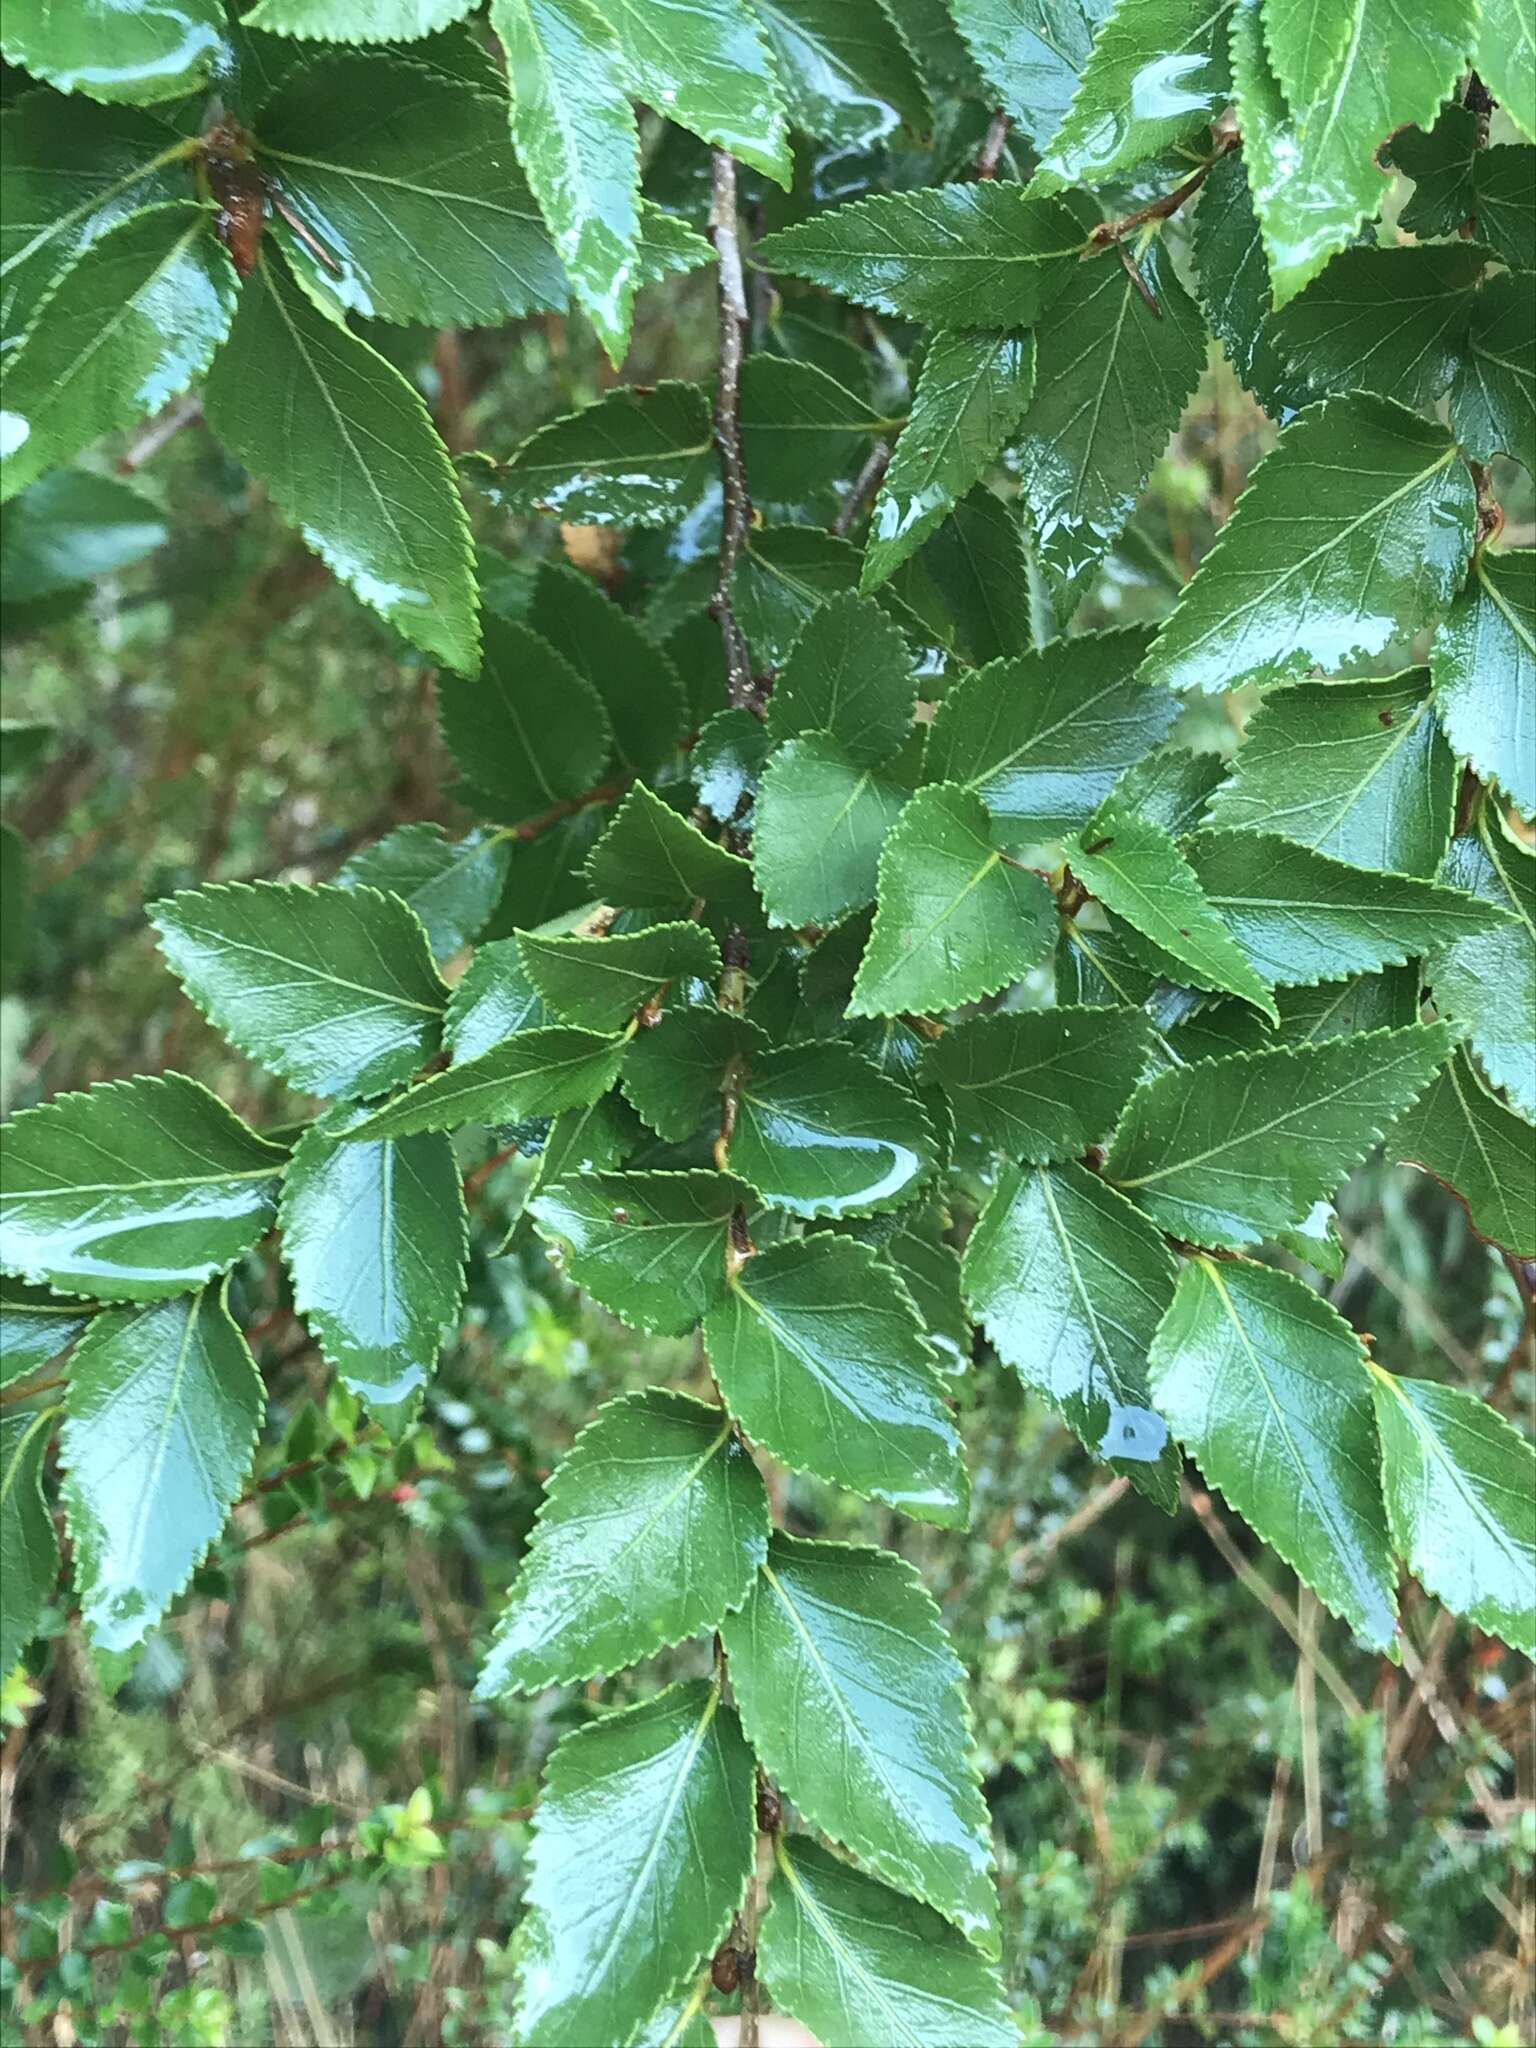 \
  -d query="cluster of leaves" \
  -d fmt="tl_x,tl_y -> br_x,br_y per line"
2,0 -> 1535,2042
